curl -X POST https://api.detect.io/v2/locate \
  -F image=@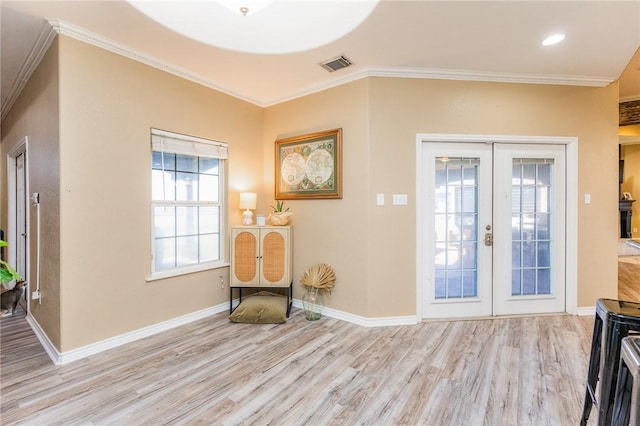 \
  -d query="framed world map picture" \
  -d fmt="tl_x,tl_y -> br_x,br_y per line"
275,128 -> 342,199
